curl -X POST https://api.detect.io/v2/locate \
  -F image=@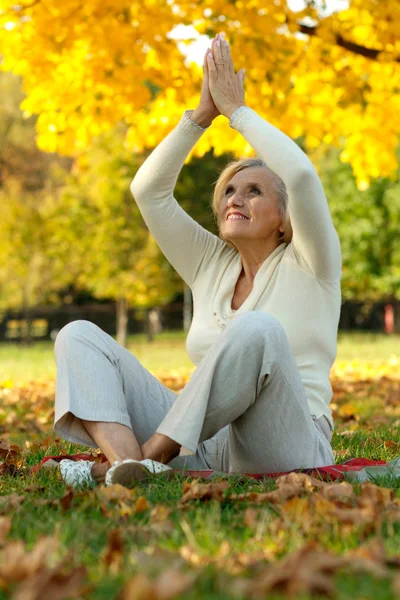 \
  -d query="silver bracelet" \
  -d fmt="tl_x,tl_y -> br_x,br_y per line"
229,105 -> 250,128
184,110 -> 210,131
